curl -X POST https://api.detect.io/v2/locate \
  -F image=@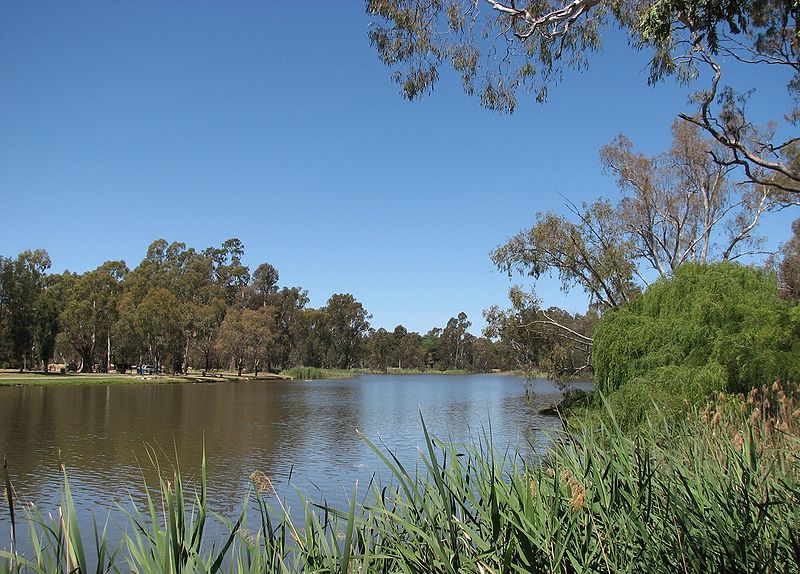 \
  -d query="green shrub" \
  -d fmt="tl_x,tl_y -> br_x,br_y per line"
593,263 -> 800,422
